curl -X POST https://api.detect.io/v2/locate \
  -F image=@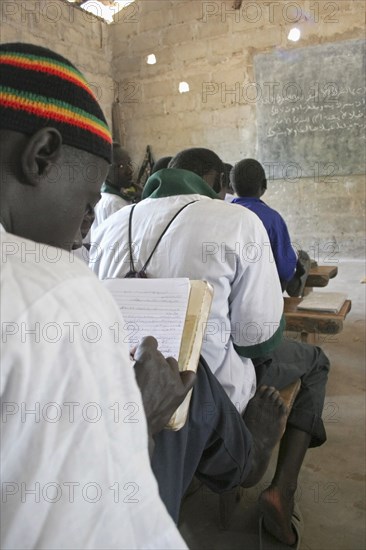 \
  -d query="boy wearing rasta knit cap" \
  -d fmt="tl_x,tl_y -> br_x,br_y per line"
0,43 -> 195,550
0,41 -> 112,250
